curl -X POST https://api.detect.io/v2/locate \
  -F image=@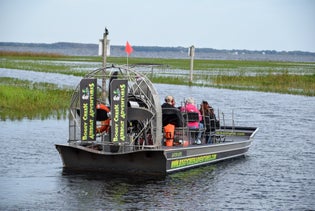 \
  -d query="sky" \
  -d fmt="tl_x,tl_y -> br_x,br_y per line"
1,0 -> 314,52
